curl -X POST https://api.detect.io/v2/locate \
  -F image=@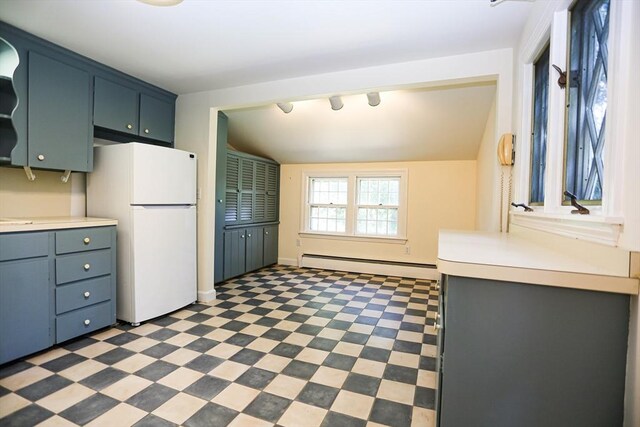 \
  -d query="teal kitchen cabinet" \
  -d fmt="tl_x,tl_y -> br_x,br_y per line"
222,224 -> 279,281
214,113 -> 281,283
0,21 -> 177,172
0,232 -> 52,365
263,225 -> 279,266
435,274 -> 629,427
28,52 -> 92,172
0,226 -> 117,365
94,77 -> 175,144
223,229 -> 246,281
93,76 -> 139,137
139,93 -> 174,143
245,226 -> 264,272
